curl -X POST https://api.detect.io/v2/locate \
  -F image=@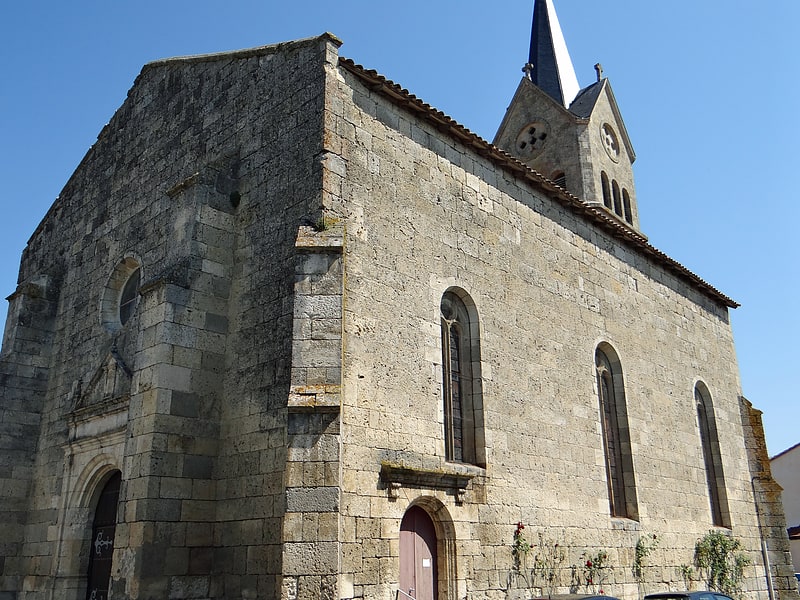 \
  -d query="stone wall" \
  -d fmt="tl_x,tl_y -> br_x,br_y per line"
0,34 -> 341,600
326,61 -> 778,599
1,30 -> 795,600
741,399 -> 799,600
